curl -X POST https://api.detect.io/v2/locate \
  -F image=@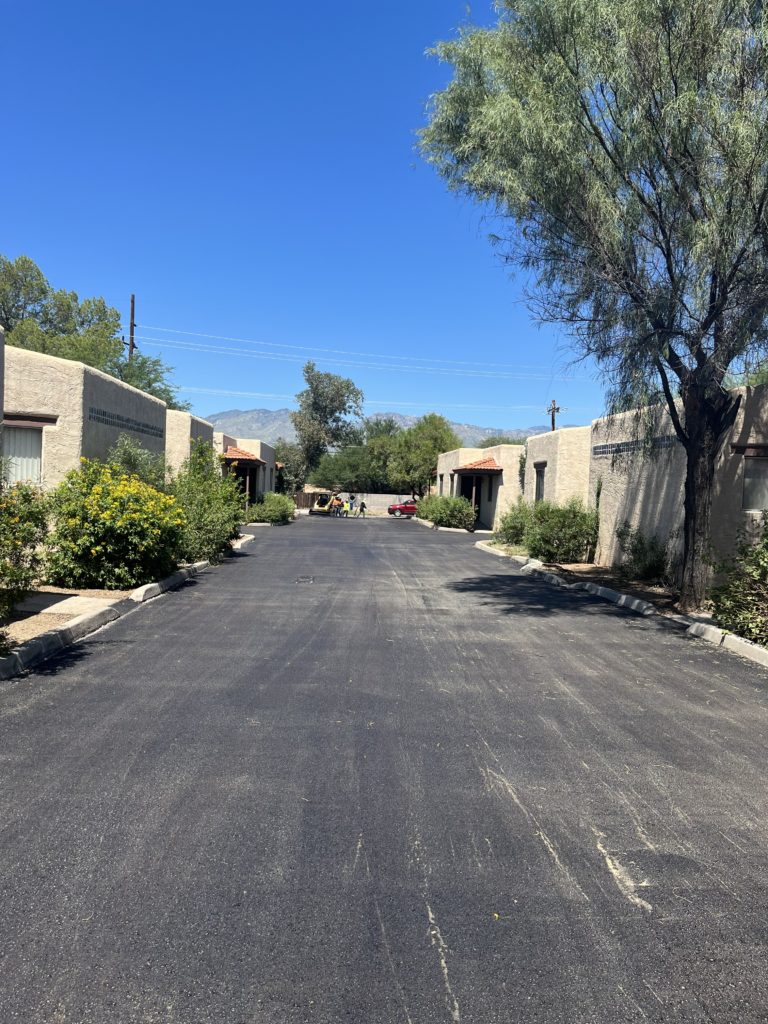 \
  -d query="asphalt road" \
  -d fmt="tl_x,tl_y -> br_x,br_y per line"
2,516 -> 768,1024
